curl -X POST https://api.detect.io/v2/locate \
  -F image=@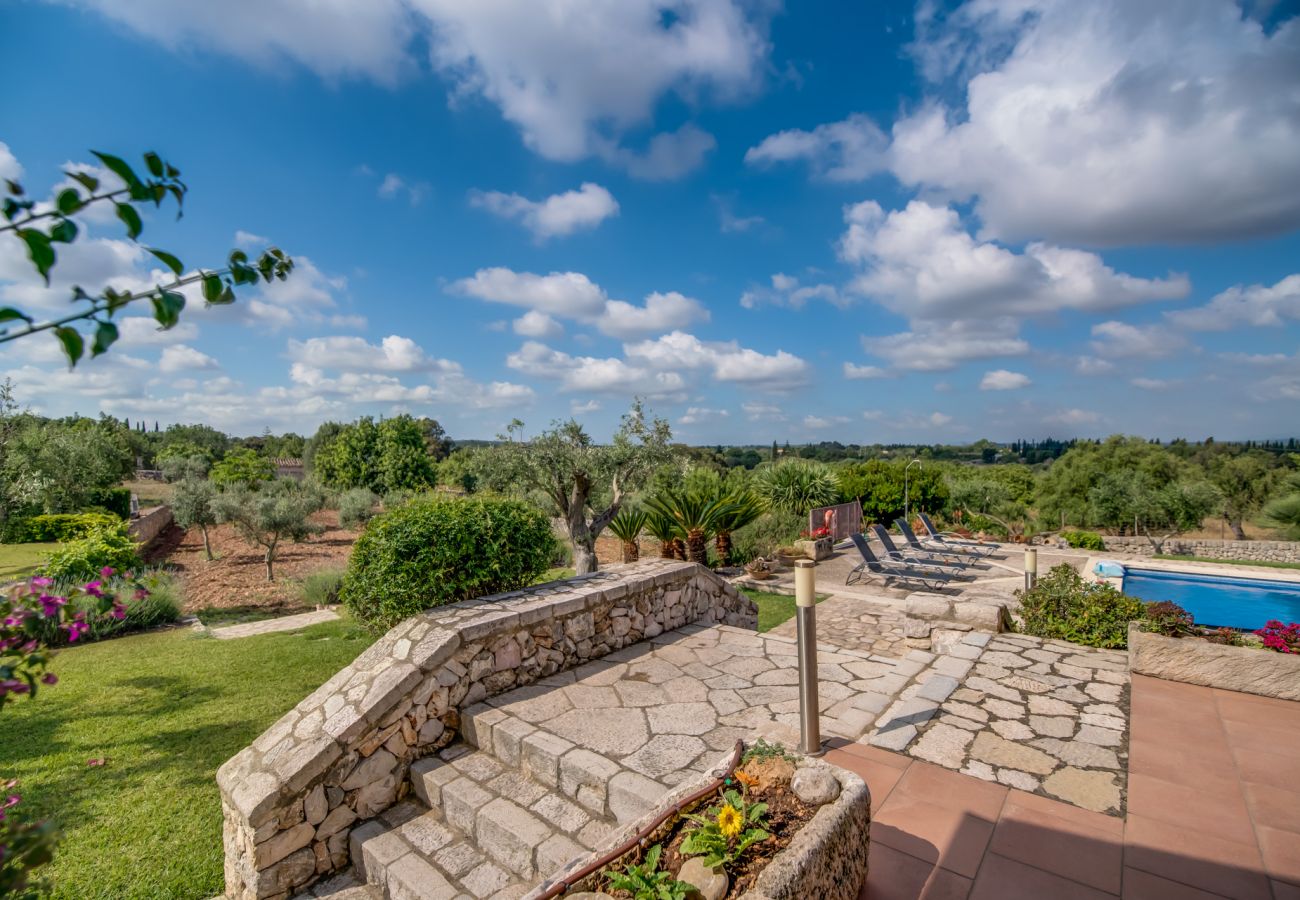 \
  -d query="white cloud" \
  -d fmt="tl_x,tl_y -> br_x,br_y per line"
377,173 -> 429,205
740,273 -> 843,310
680,406 -> 730,425
600,124 -> 718,180
234,230 -> 269,249
598,291 -> 709,339
712,194 -> 764,233
1167,274 -> 1300,331
803,414 -> 850,429
570,399 -> 601,414
0,141 -> 21,181
116,317 -> 200,347
506,341 -> 688,397
470,182 -> 618,240
839,200 -> 1188,320
512,311 -> 564,339
453,268 -> 706,338
1047,408 -> 1102,426
1075,356 -> 1117,376
624,331 -> 810,388
980,369 -> 1031,391
1131,377 -> 1179,390
1089,320 -> 1186,359
863,319 -> 1029,372
420,2 -> 768,174
744,113 -> 888,181
894,0 -> 1300,244
843,363 -> 889,380
286,334 -> 459,373
742,401 -> 784,421
452,268 -> 609,318
159,344 -> 220,373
